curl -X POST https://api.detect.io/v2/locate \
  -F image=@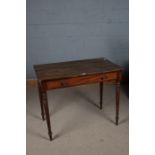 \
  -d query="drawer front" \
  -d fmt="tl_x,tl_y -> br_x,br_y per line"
45,72 -> 117,90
